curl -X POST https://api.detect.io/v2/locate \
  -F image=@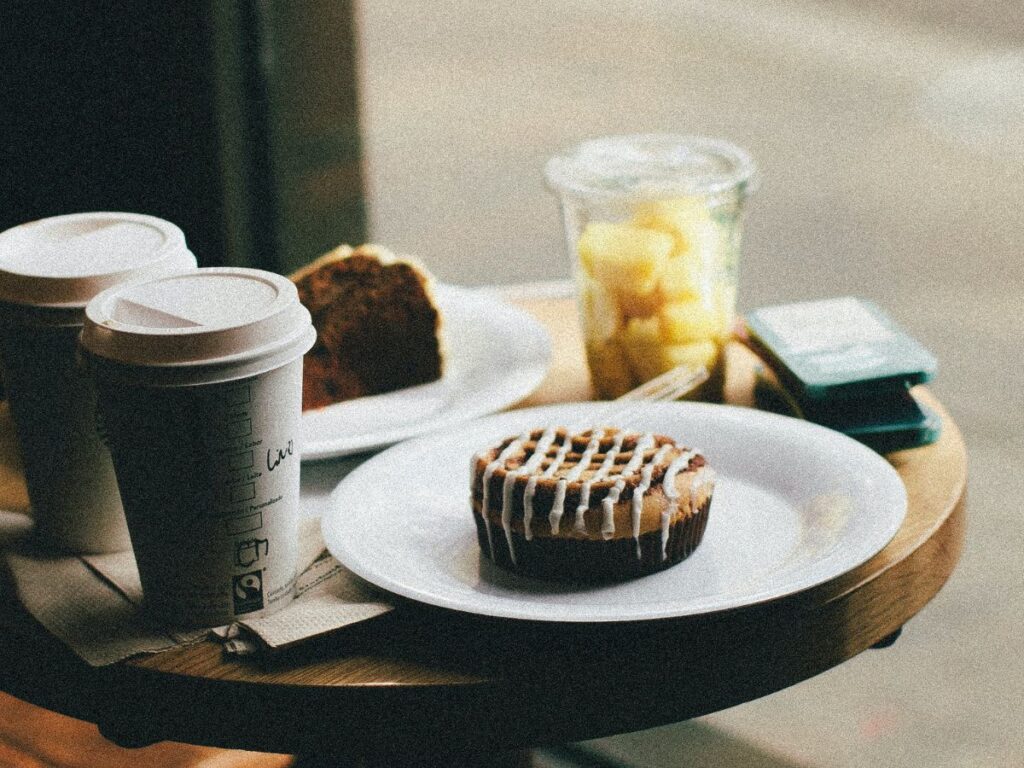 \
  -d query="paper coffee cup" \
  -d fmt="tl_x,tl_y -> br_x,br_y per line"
0,212 -> 197,553
80,268 -> 316,627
